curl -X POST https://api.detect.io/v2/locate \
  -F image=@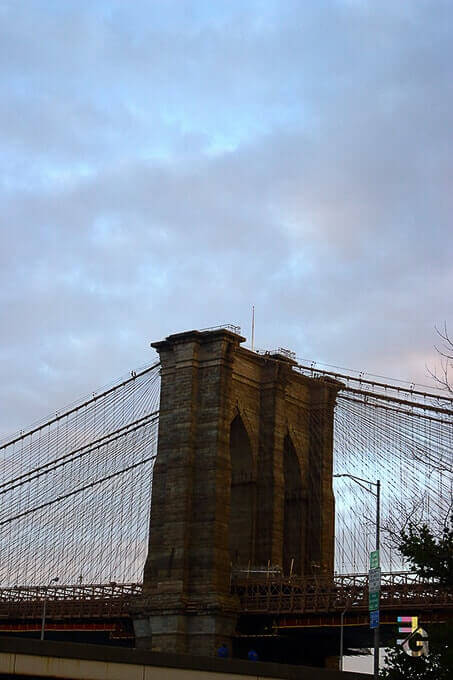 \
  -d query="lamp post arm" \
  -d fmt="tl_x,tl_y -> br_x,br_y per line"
333,473 -> 378,496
